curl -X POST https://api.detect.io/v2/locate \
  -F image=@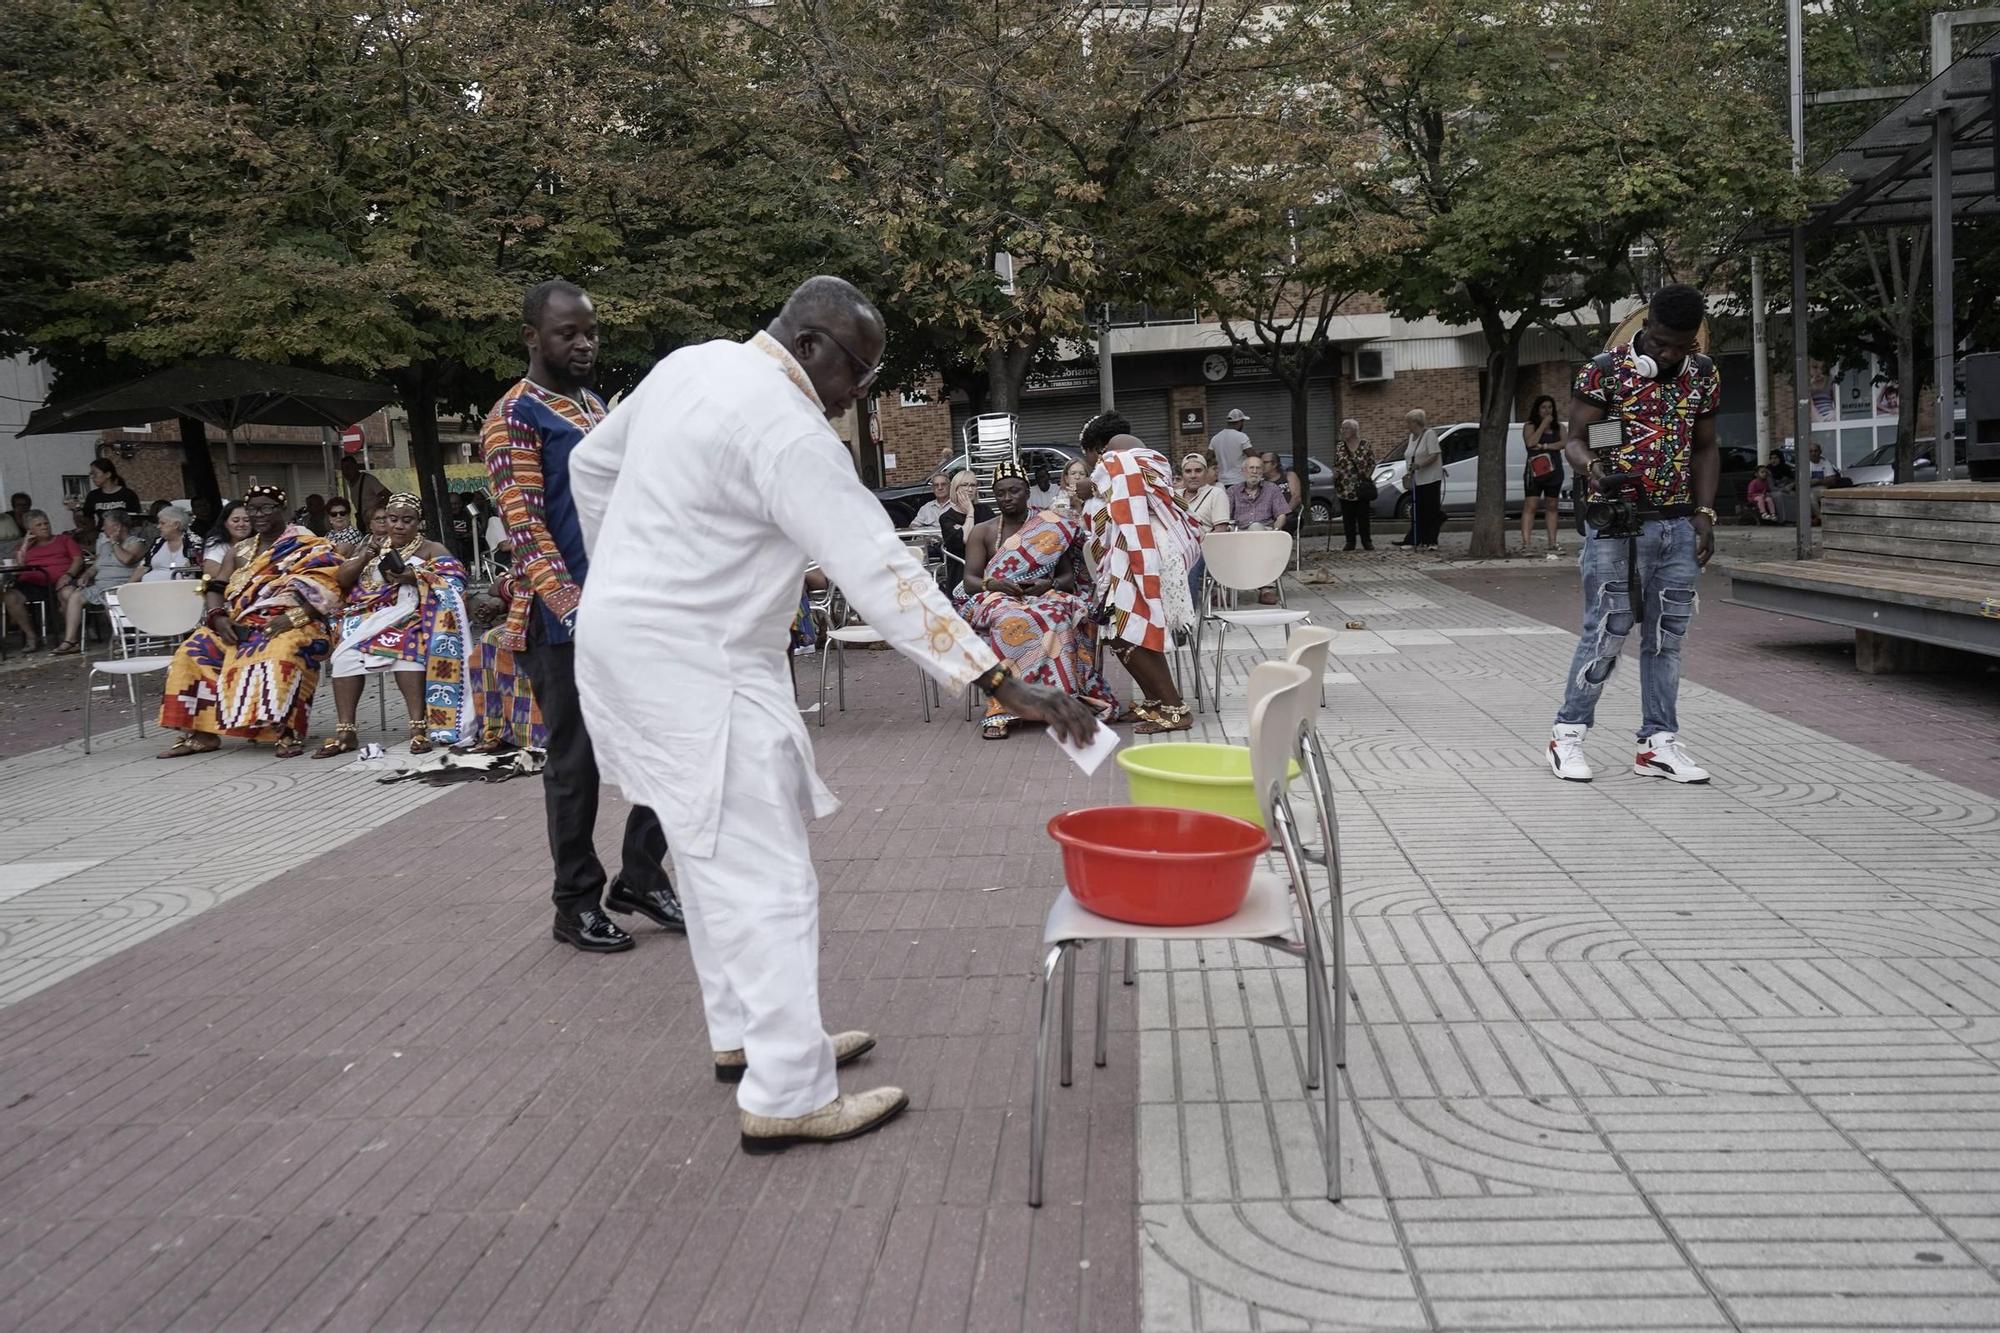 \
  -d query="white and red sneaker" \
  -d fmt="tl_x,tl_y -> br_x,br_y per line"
1548,723 -> 1592,782
1634,732 -> 1710,784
